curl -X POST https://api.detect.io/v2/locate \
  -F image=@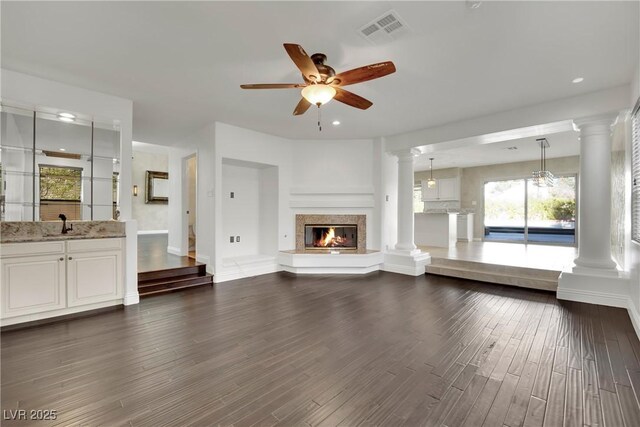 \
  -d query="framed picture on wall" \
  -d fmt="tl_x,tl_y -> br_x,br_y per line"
145,170 -> 168,204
